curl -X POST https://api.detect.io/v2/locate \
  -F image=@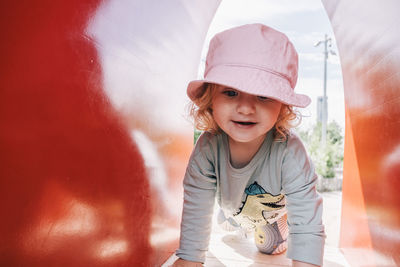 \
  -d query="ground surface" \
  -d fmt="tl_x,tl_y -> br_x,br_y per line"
163,191 -> 350,267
